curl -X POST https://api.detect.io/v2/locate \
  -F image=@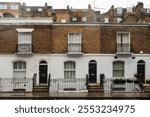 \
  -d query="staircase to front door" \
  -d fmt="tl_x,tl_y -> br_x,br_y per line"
87,83 -> 103,92
33,84 -> 49,92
